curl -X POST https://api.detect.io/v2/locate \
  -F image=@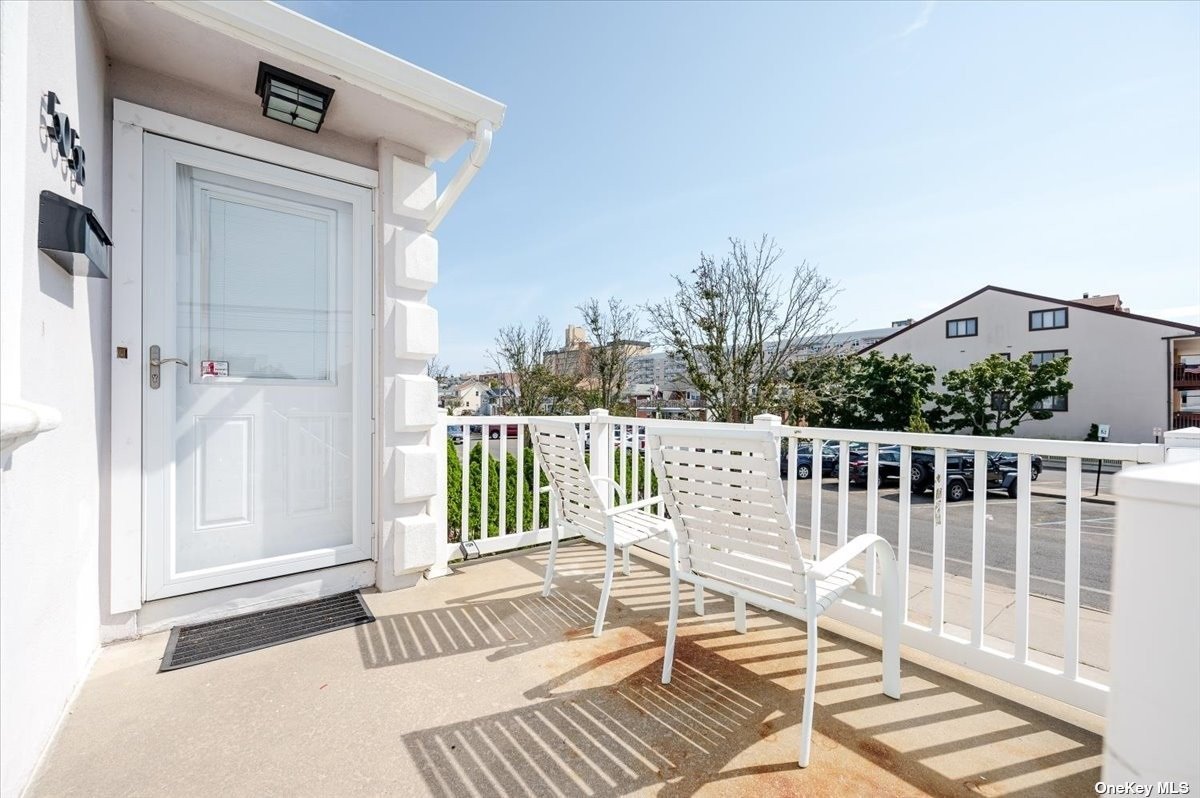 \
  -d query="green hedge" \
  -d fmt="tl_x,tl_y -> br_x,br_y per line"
610,447 -> 659,503
445,441 -> 657,542
447,440 -> 548,541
